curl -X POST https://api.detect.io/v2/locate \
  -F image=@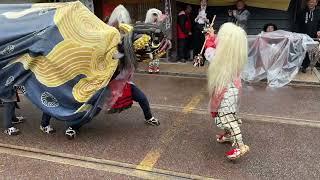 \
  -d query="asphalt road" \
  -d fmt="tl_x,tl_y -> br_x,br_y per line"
0,73 -> 319,179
